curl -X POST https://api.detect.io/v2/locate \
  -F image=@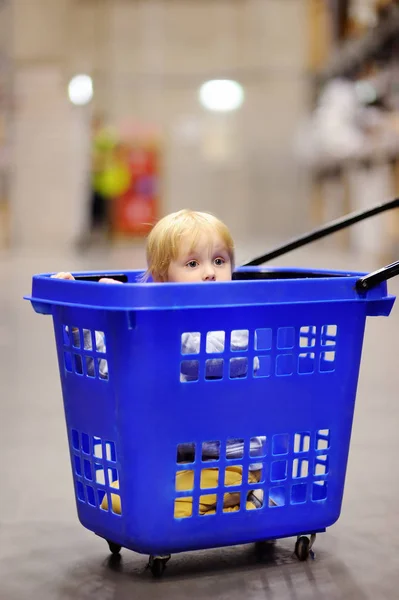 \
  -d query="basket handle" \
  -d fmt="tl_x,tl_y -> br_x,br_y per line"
356,260 -> 399,292
242,198 -> 399,267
